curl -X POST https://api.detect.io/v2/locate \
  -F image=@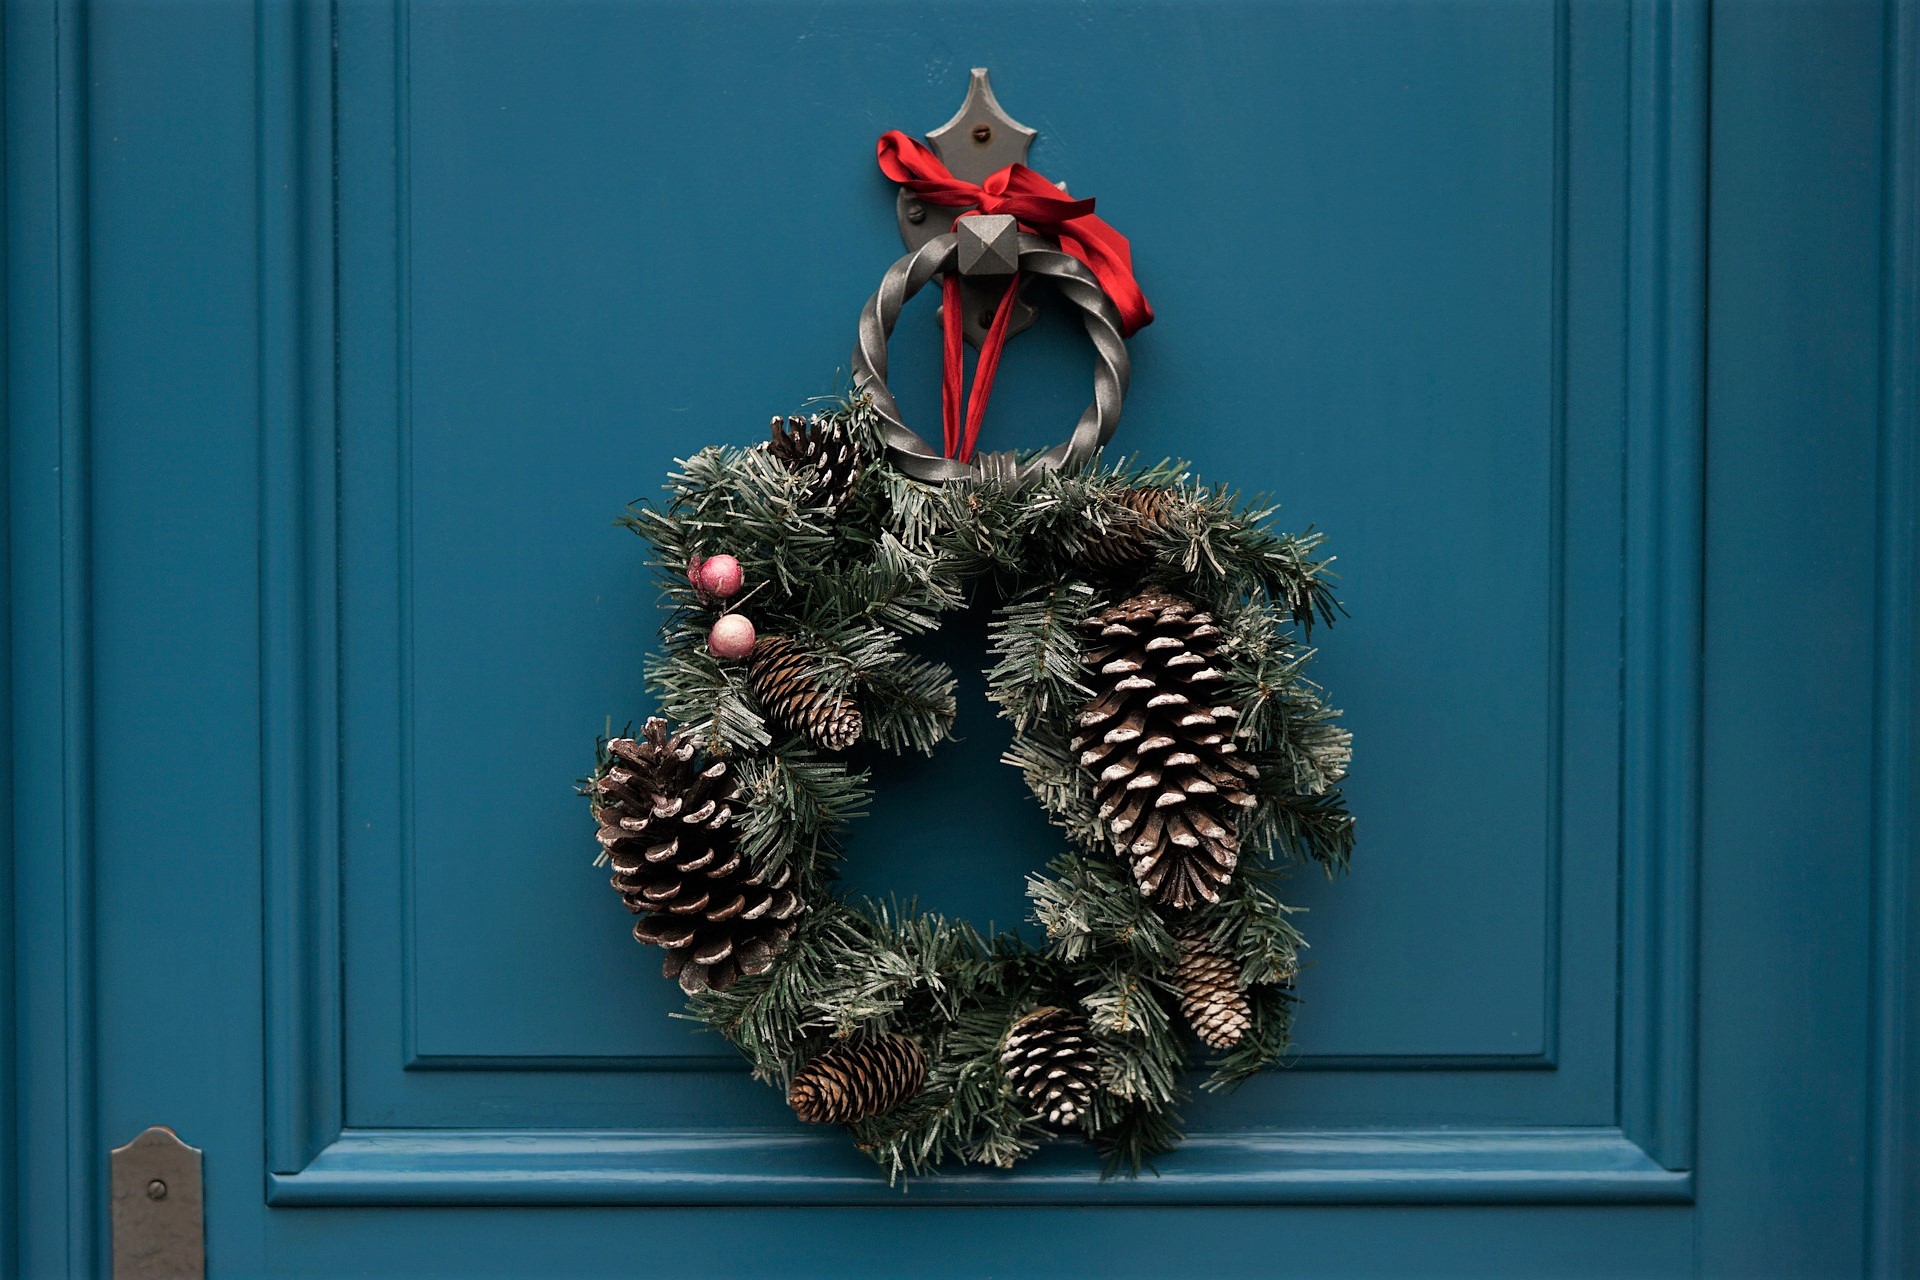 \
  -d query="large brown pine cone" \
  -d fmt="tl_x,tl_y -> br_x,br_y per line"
1001,1006 -> 1099,1127
1074,590 -> 1258,909
749,636 -> 862,751
787,1034 -> 927,1124
591,718 -> 802,993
